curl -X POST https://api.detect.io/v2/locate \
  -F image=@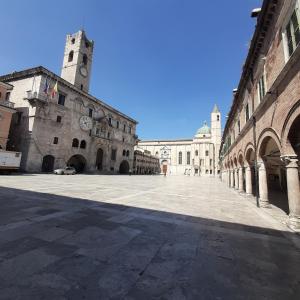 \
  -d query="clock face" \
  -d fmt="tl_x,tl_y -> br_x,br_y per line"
79,116 -> 93,131
80,66 -> 88,77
